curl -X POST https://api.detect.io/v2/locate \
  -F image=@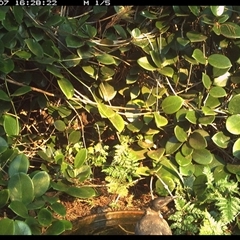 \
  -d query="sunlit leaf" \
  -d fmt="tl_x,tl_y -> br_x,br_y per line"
228,94 -> 240,114
147,148 -> 165,161
210,6 -> 225,16
192,48 -> 206,64
8,201 -> 29,218
0,218 -> 15,235
109,112 -> 125,133
226,114 -> 240,135
165,136 -> 182,154
233,138 -> 240,159
137,56 -> 157,71
209,86 -> 227,98
186,31 -> 207,42
155,176 -> 175,196
161,96 -> 184,114
188,131 -> 207,149
74,149 -> 87,169
57,78 -> 74,99
68,130 -> 81,145
99,82 -> 117,101
192,149 -> 213,165
65,186 -> 97,198
175,151 -> 192,166
32,171 -> 50,198
220,22 -> 240,38
3,114 -> 19,136
154,112 -> 168,128
54,120 -> 66,132
14,220 -> 32,235
96,53 -> 116,65
174,125 -> 188,142
208,54 -> 232,69
8,154 -> 29,178
38,208 -> 52,227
